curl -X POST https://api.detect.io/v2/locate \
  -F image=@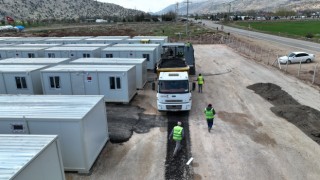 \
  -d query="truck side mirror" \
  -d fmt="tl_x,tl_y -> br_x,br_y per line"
192,82 -> 196,91
152,82 -> 156,91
